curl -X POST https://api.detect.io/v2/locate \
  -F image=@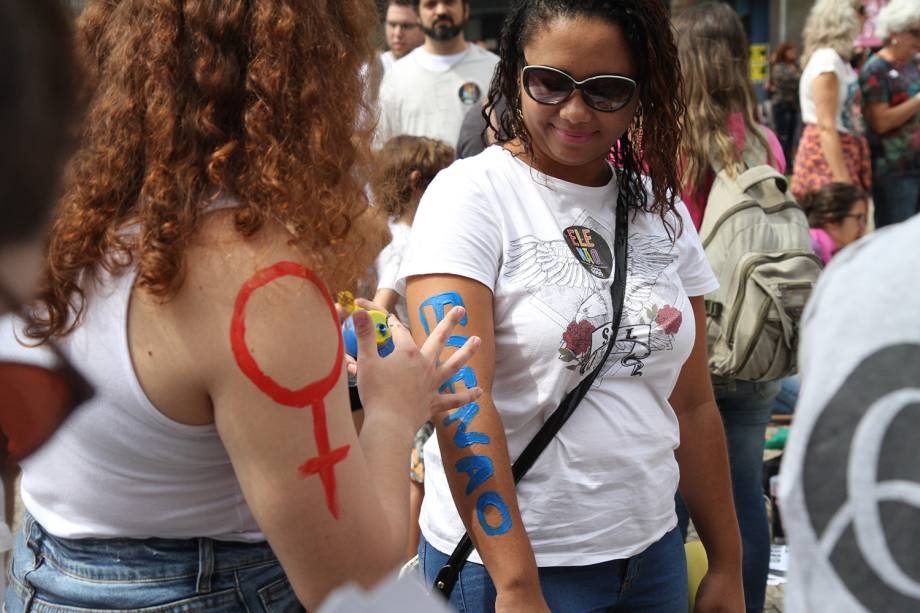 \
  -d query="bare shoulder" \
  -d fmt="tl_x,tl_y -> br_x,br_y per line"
170,210 -> 342,398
